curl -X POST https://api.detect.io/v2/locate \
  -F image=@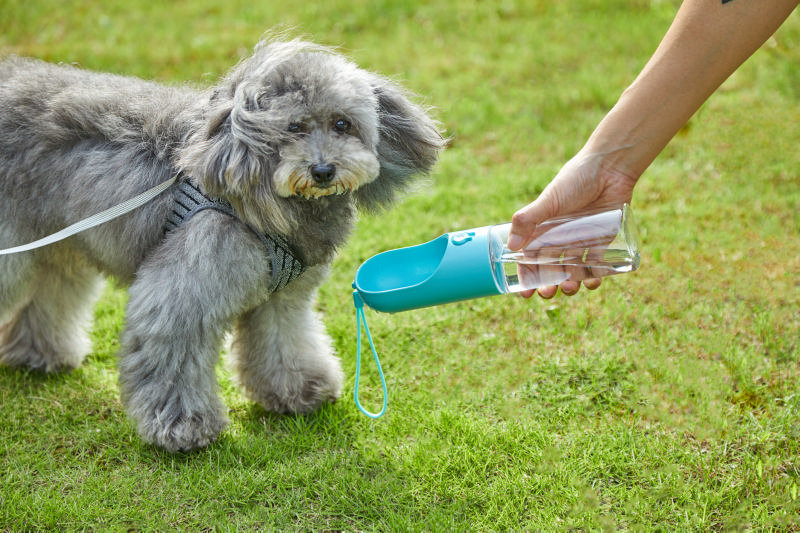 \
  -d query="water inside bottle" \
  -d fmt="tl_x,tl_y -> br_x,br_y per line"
497,249 -> 638,292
